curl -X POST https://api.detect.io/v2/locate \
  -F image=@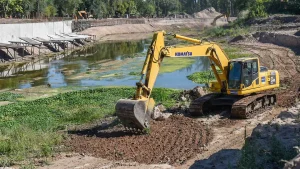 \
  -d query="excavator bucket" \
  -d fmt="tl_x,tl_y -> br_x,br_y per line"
115,99 -> 151,130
